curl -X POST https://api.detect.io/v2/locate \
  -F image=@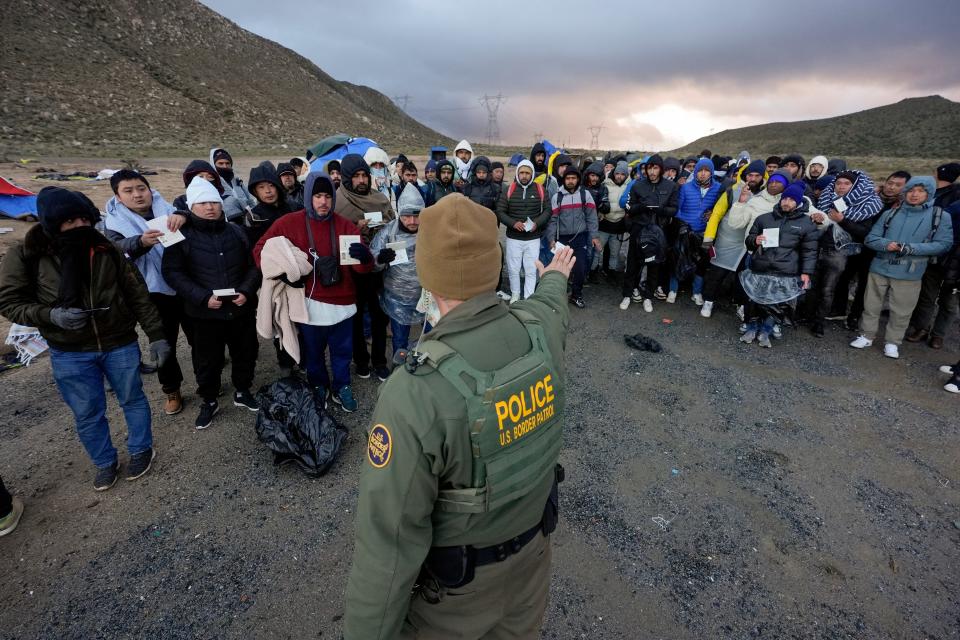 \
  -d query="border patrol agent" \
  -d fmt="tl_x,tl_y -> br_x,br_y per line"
344,193 -> 575,639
